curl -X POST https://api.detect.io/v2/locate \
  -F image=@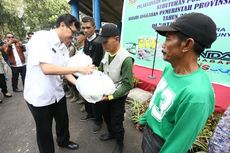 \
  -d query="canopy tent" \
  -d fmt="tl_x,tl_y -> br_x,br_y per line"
77,0 -> 123,24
